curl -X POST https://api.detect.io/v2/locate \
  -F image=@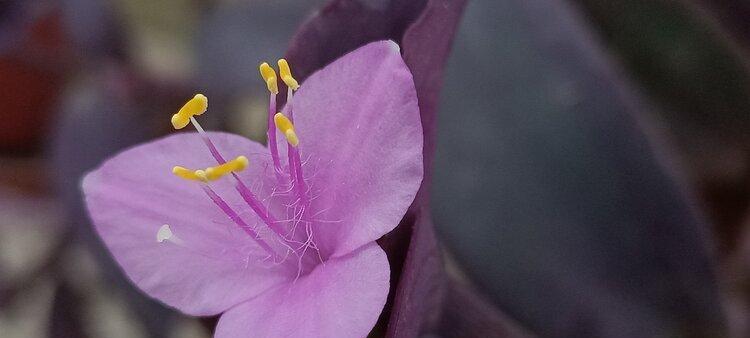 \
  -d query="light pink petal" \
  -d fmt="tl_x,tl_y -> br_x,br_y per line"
285,40 -> 423,257
215,243 -> 389,338
83,132 -> 291,316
